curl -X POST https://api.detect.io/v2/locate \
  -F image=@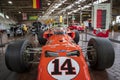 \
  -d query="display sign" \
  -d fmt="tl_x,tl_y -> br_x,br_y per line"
92,3 -> 111,30
59,16 -> 63,23
29,16 -> 38,20
22,13 -> 27,20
